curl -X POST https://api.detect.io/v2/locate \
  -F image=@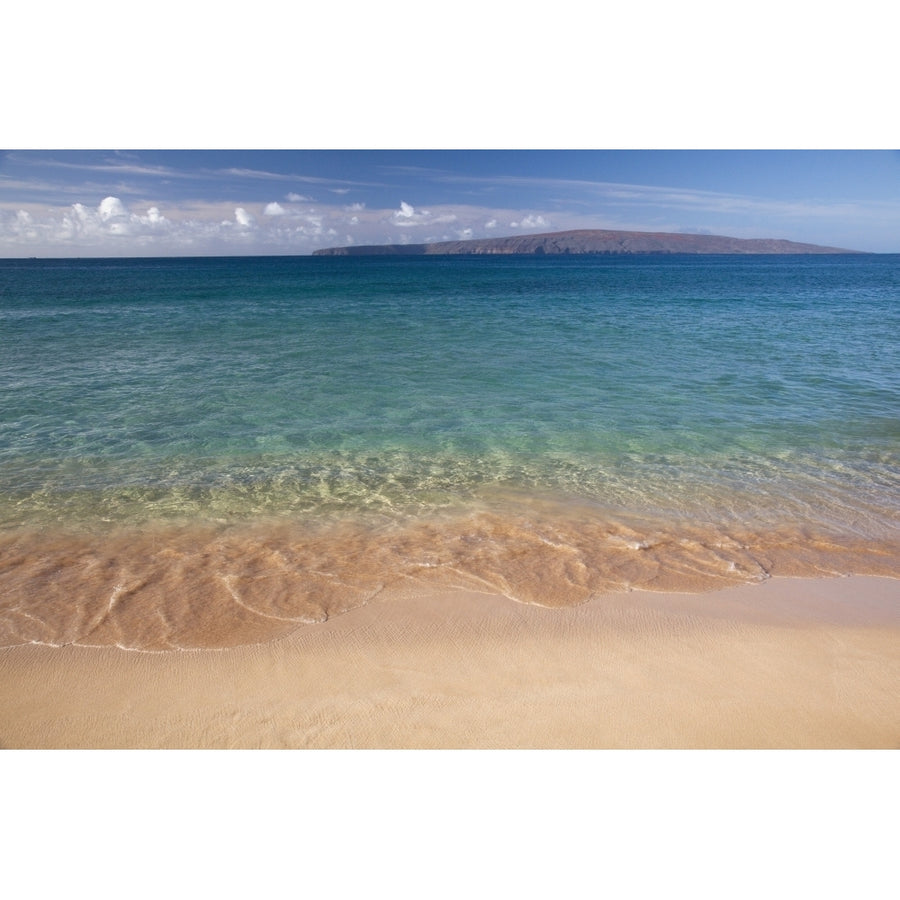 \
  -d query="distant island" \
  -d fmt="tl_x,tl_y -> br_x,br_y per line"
313,228 -> 861,256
